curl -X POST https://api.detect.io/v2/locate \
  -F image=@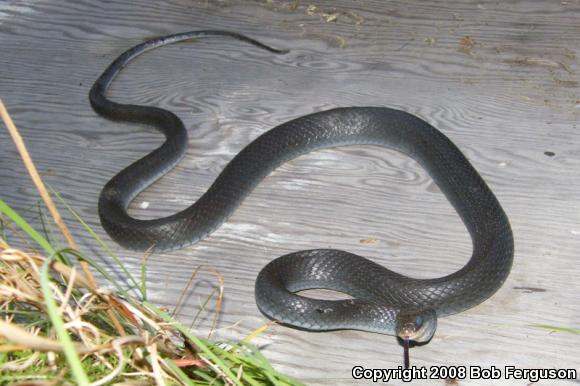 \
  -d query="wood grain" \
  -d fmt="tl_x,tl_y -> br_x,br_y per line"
1,0 -> 579,384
